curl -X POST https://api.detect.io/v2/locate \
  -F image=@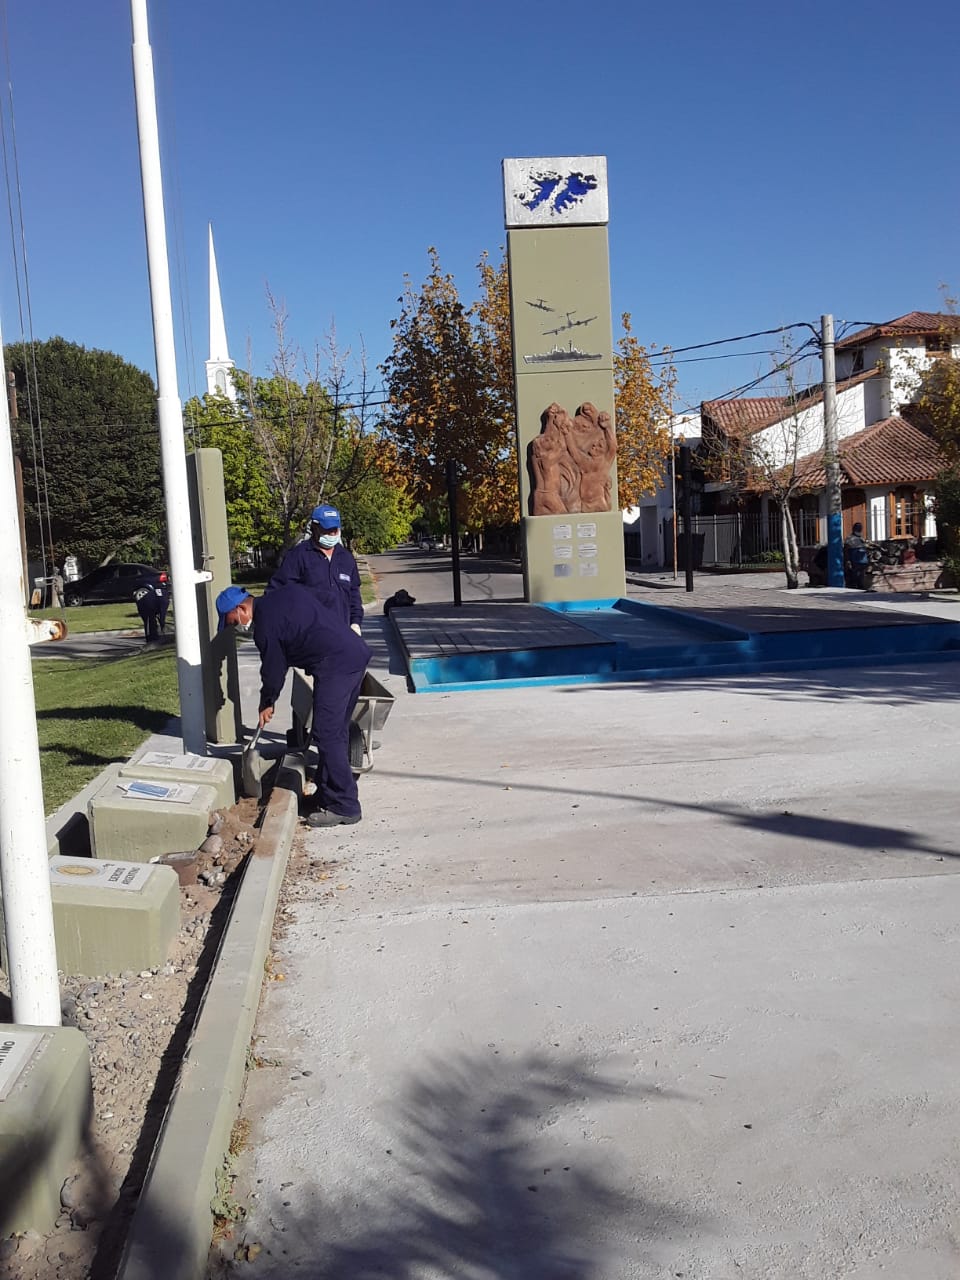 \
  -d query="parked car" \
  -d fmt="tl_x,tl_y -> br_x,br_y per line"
64,563 -> 167,607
